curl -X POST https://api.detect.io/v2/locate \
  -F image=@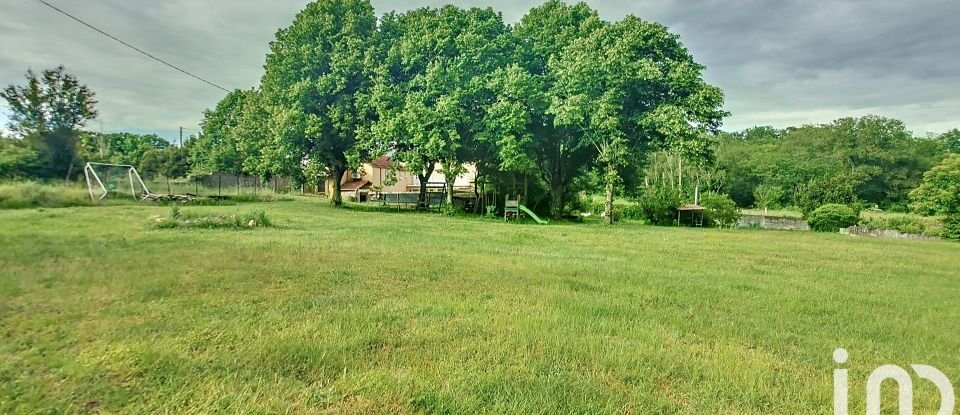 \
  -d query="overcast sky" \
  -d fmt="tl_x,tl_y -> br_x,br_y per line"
2,0 -> 958,141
